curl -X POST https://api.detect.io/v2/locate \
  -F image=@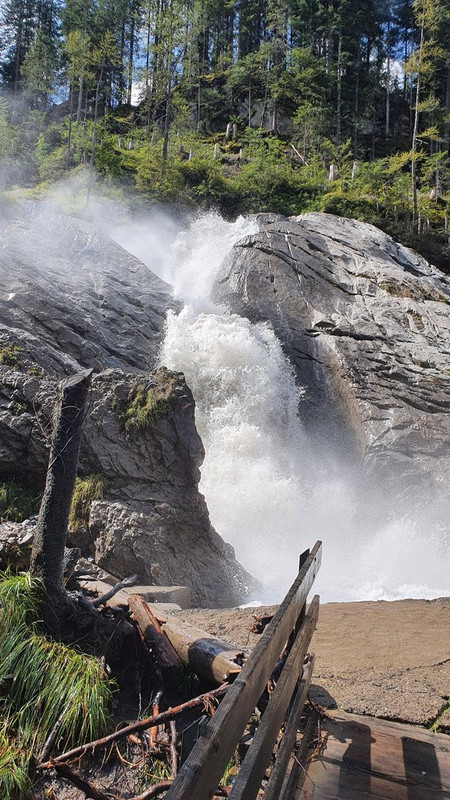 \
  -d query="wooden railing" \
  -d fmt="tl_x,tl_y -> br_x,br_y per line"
165,540 -> 322,800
